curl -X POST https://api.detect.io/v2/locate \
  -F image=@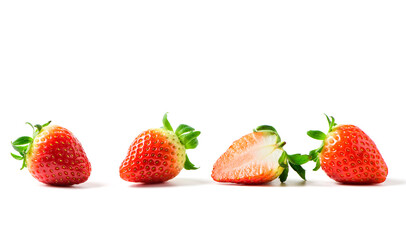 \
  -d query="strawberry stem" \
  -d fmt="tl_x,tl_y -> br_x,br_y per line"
277,141 -> 286,148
